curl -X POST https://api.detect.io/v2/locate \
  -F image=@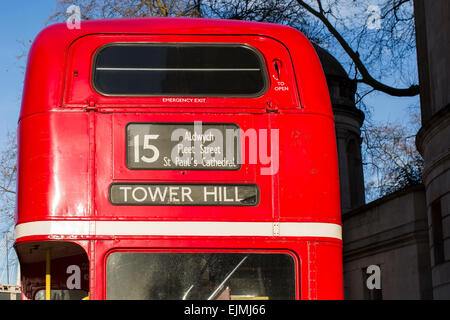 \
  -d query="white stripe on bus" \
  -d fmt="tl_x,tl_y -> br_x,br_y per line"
15,221 -> 342,240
